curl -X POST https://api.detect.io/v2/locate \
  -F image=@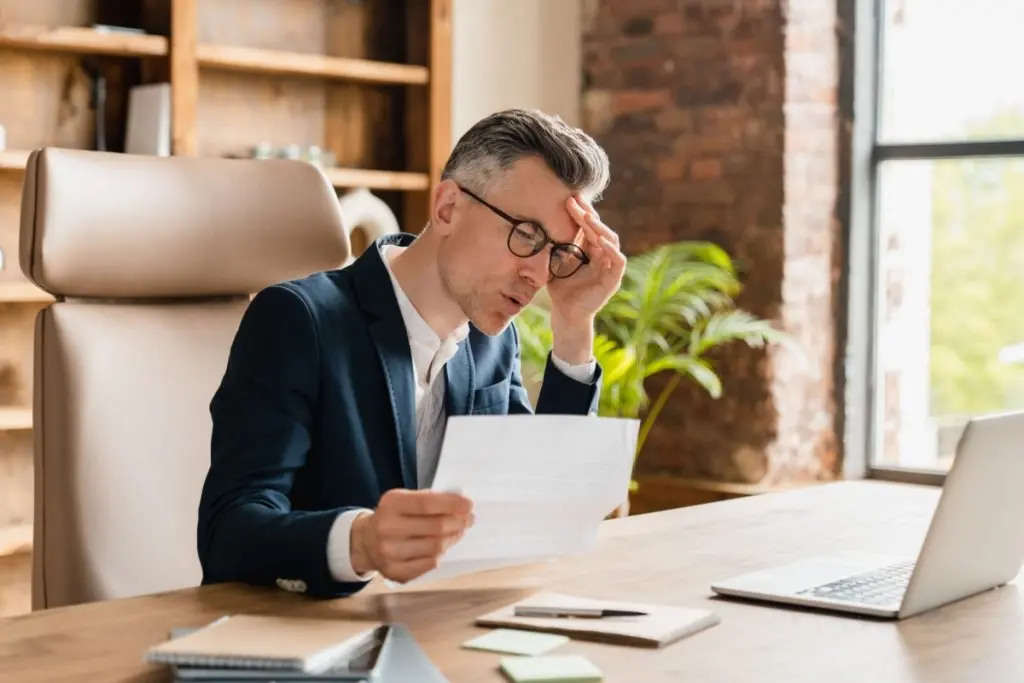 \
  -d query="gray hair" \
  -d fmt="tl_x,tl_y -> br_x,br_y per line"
440,108 -> 610,202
